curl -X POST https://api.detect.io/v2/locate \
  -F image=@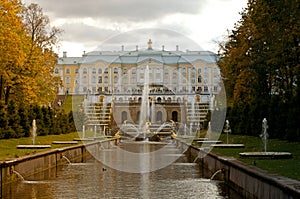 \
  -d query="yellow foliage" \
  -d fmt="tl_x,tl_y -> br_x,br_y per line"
0,1 -> 61,105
